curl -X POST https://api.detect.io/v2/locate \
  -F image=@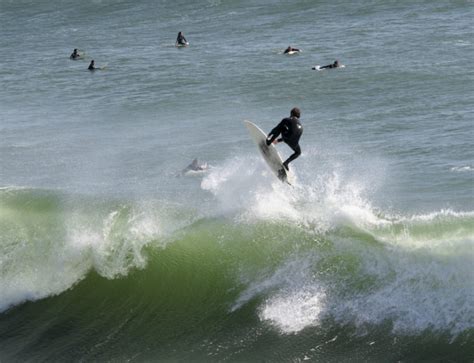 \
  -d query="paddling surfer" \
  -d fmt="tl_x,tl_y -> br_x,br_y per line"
284,45 -> 300,54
